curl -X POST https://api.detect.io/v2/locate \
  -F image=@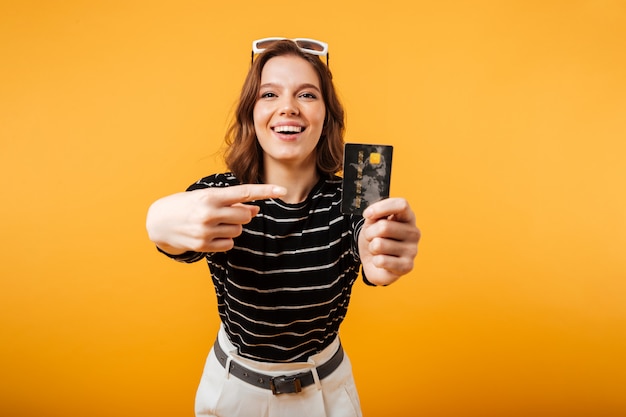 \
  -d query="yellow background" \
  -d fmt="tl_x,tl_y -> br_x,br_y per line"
1,1 -> 625,416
